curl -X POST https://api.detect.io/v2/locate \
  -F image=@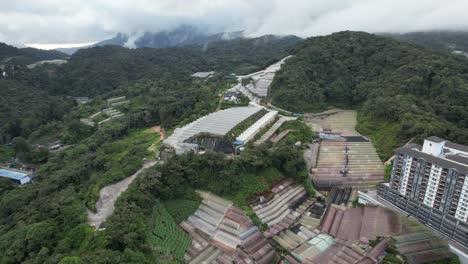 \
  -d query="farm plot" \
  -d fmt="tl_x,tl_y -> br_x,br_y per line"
309,110 -> 385,189
148,202 -> 192,263
306,110 -> 359,136
181,191 -> 277,263
250,179 -> 317,238
313,140 -> 385,188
